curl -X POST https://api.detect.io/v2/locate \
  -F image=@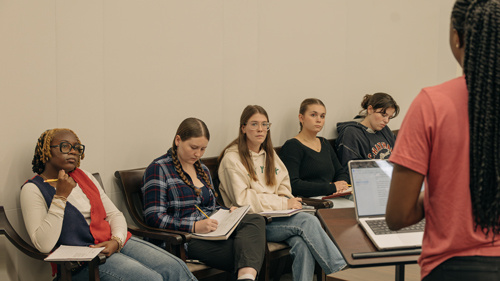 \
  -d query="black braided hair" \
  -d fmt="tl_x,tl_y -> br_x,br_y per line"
453,0 -> 500,239
32,128 -> 84,174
